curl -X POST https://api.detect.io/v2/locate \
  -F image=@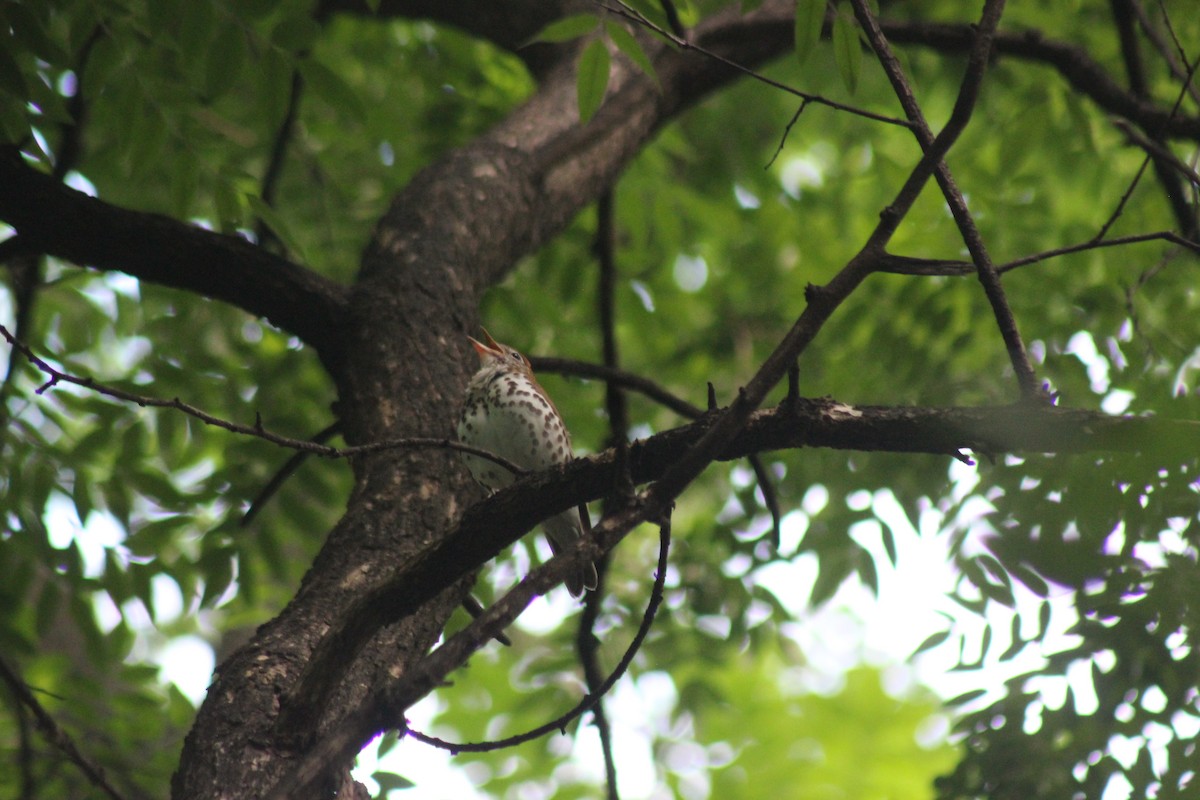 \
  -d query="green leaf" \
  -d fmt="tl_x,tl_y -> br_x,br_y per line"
377,730 -> 402,757
605,21 -> 659,89
372,771 -> 416,792
946,688 -> 987,707
831,9 -> 861,94
794,0 -> 826,65
880,523 -> 897,566
809,549 -> 852,607
913,628 -> 951,655
82,34 -> 126,92
199,545 -> 235,607
527,14 -> 599,45
1012,562 -> 1050,596
0,39 -> 29,99
998,614 -> 1025,661
576,38 -> 611,123
238,0 -> 285,19
0,96 -> 29,143
213,176 -> 244,232
6,4 -> 70,66
176,0 -> 218,68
